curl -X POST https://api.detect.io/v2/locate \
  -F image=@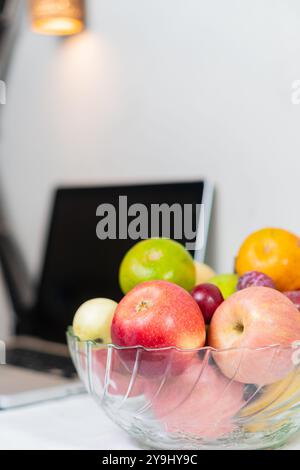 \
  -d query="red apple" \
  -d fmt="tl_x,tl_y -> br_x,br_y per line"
111,280 -> 206,376
208,286 -> 300,384
191,283 -> 224,324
